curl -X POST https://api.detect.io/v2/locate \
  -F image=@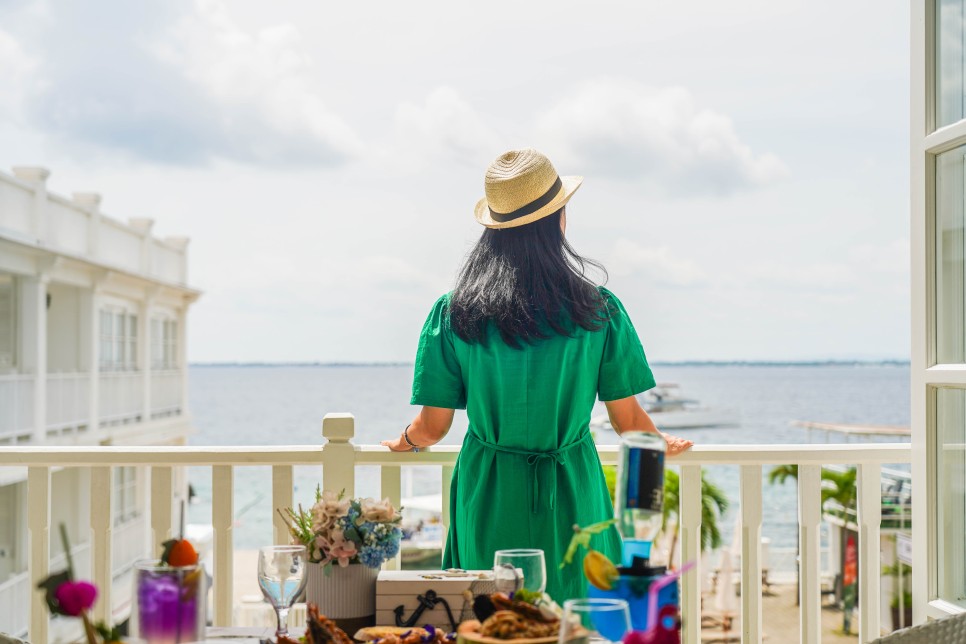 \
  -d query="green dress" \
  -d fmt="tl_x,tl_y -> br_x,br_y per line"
410,287 -> 656,601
